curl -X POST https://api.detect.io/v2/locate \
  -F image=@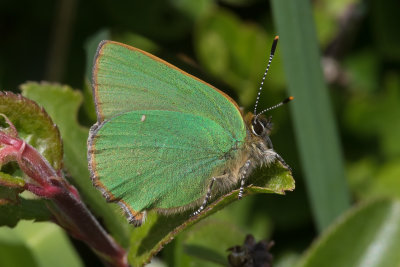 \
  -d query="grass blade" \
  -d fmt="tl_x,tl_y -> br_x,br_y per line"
271,0 -> 351,231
